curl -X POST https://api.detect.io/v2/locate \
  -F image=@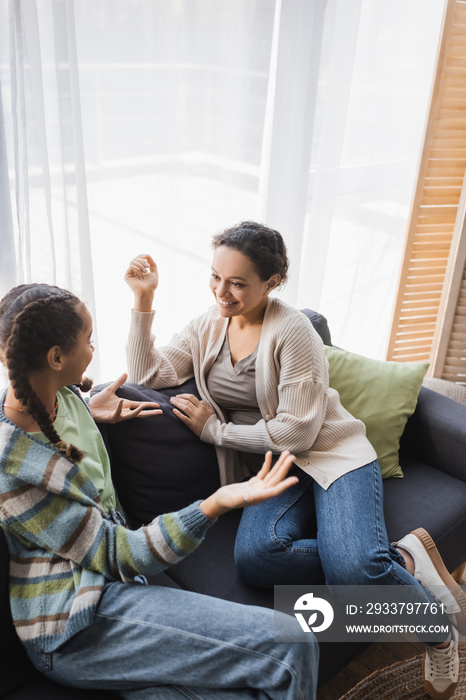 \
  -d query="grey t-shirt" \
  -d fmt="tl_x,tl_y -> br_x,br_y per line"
206,335 -> 264,474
